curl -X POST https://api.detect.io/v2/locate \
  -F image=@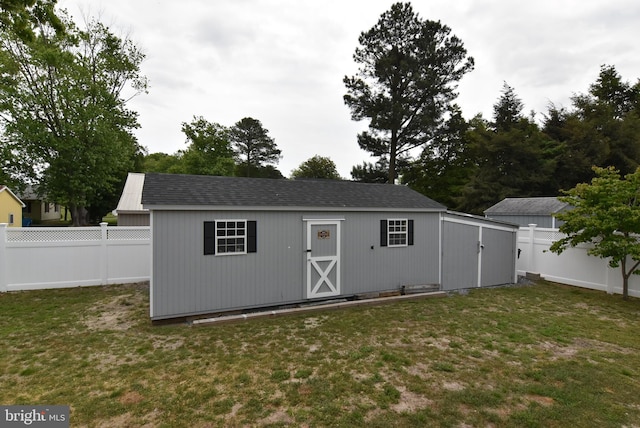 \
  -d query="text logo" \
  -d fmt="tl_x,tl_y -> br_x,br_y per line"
1,406 -> 69,427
